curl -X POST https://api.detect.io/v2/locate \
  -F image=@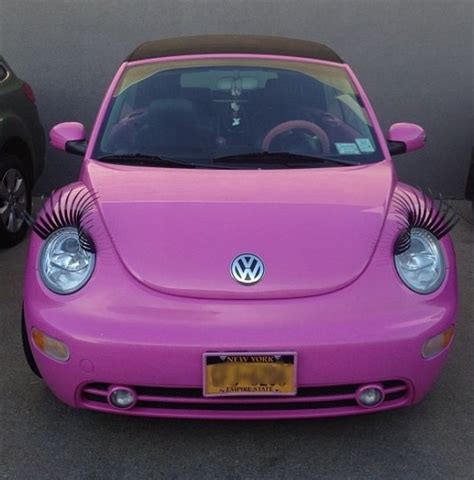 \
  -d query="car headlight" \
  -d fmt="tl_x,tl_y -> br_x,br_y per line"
39,227 -> 95,294
394,228 -> 445,294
